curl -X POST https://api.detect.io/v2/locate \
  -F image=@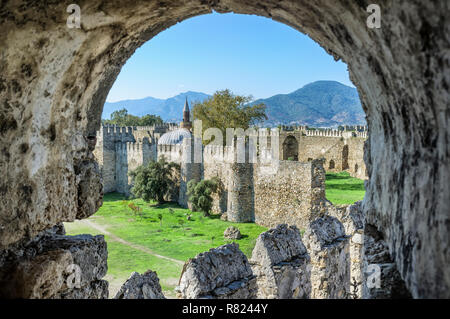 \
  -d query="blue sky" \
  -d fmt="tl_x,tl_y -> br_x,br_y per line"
106,12 -> 353,102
